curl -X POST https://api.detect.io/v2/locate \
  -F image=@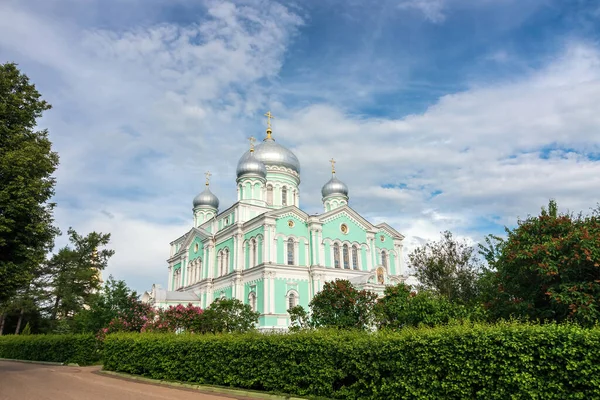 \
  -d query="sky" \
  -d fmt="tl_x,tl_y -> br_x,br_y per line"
1,0 -> 600,294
